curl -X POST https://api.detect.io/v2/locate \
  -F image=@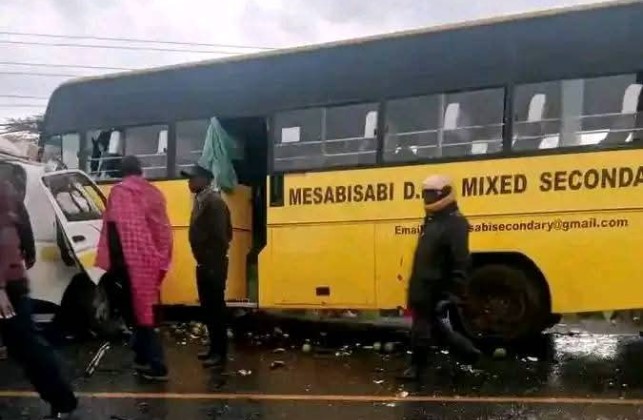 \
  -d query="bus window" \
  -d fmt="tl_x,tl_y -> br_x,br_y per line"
61,133 -> 80,169
272,108 -> 324,172
42,133 -> 79,170
124,125 -> 169,179
87,129 -> 124,180
441,88 -> 504,158
384,95 -> 440,163
272,103 -> 378,171
322,103 -> 378,167
43,135 -> 63,167
513,81 -> 561,151
513,72 -> 643,151
176,119 -> 209,172
384,88 -> 504,162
